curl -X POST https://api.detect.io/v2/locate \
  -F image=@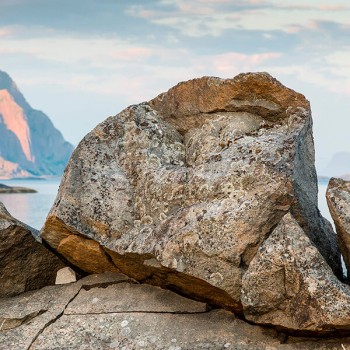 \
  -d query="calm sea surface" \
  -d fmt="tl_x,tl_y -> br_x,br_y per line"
0,178 -> 60,230
318,180 -> 332,224
0,178 -> 333,231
